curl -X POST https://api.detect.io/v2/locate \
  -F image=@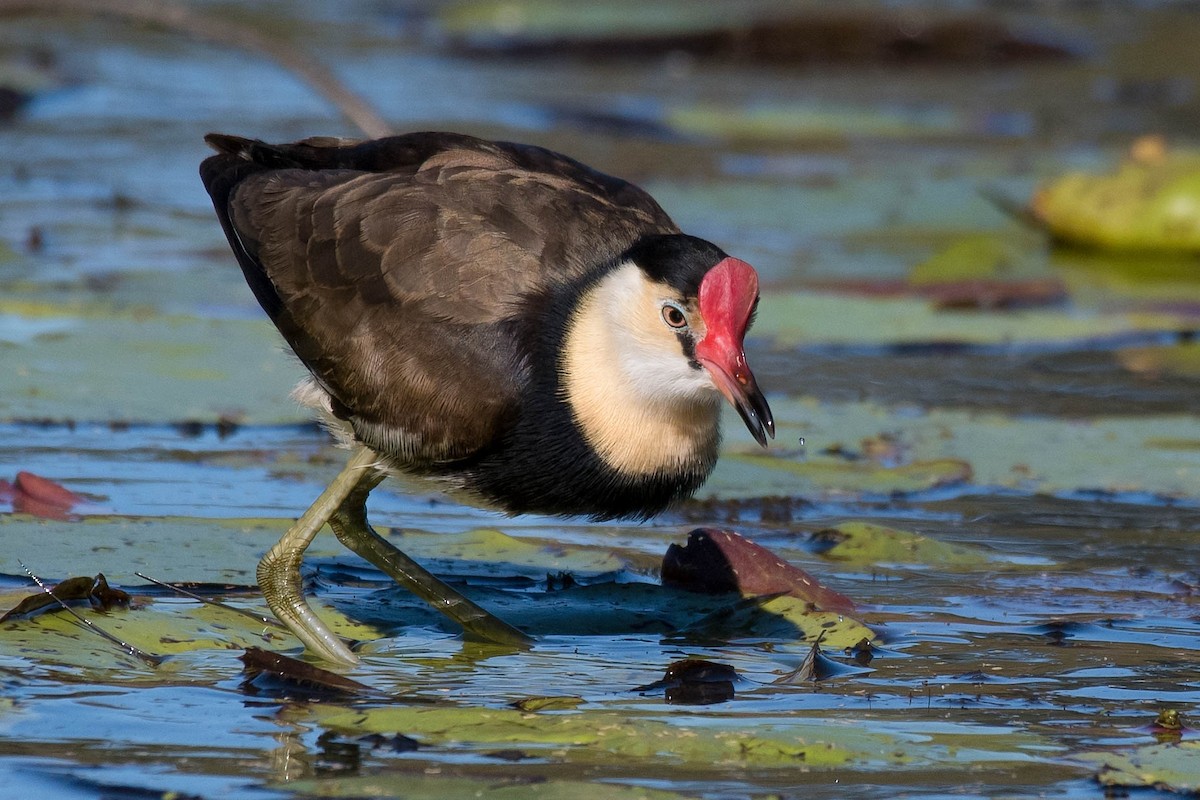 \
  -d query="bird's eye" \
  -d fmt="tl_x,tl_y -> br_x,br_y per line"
661,302 -> 689,329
